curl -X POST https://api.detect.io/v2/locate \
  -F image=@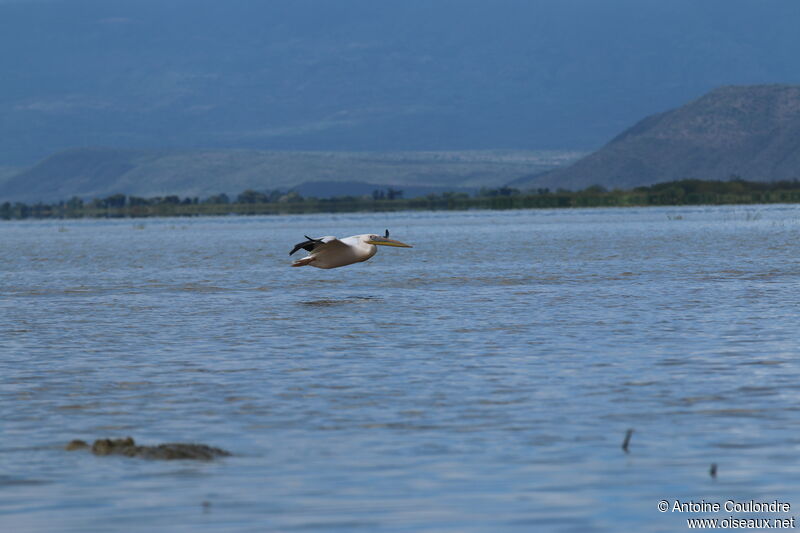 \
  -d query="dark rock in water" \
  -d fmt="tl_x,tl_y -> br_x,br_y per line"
65,439 -> 89,451
91,437 -> 136,456
67,437 -> 230,460
136,443 -> 231,460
